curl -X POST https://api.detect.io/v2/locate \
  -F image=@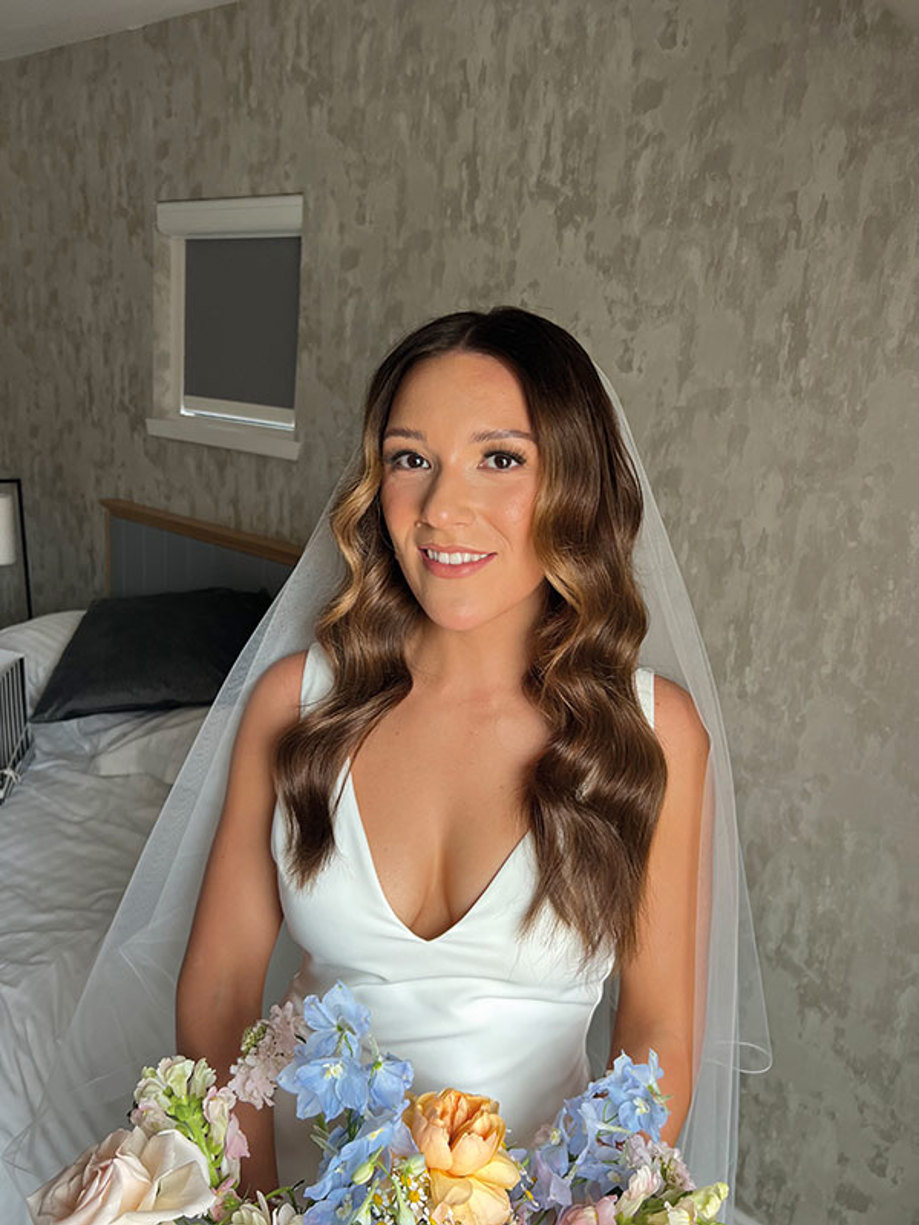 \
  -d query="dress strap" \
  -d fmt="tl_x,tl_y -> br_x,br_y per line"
300,641 -> 335,713
635,667 -> 655,729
